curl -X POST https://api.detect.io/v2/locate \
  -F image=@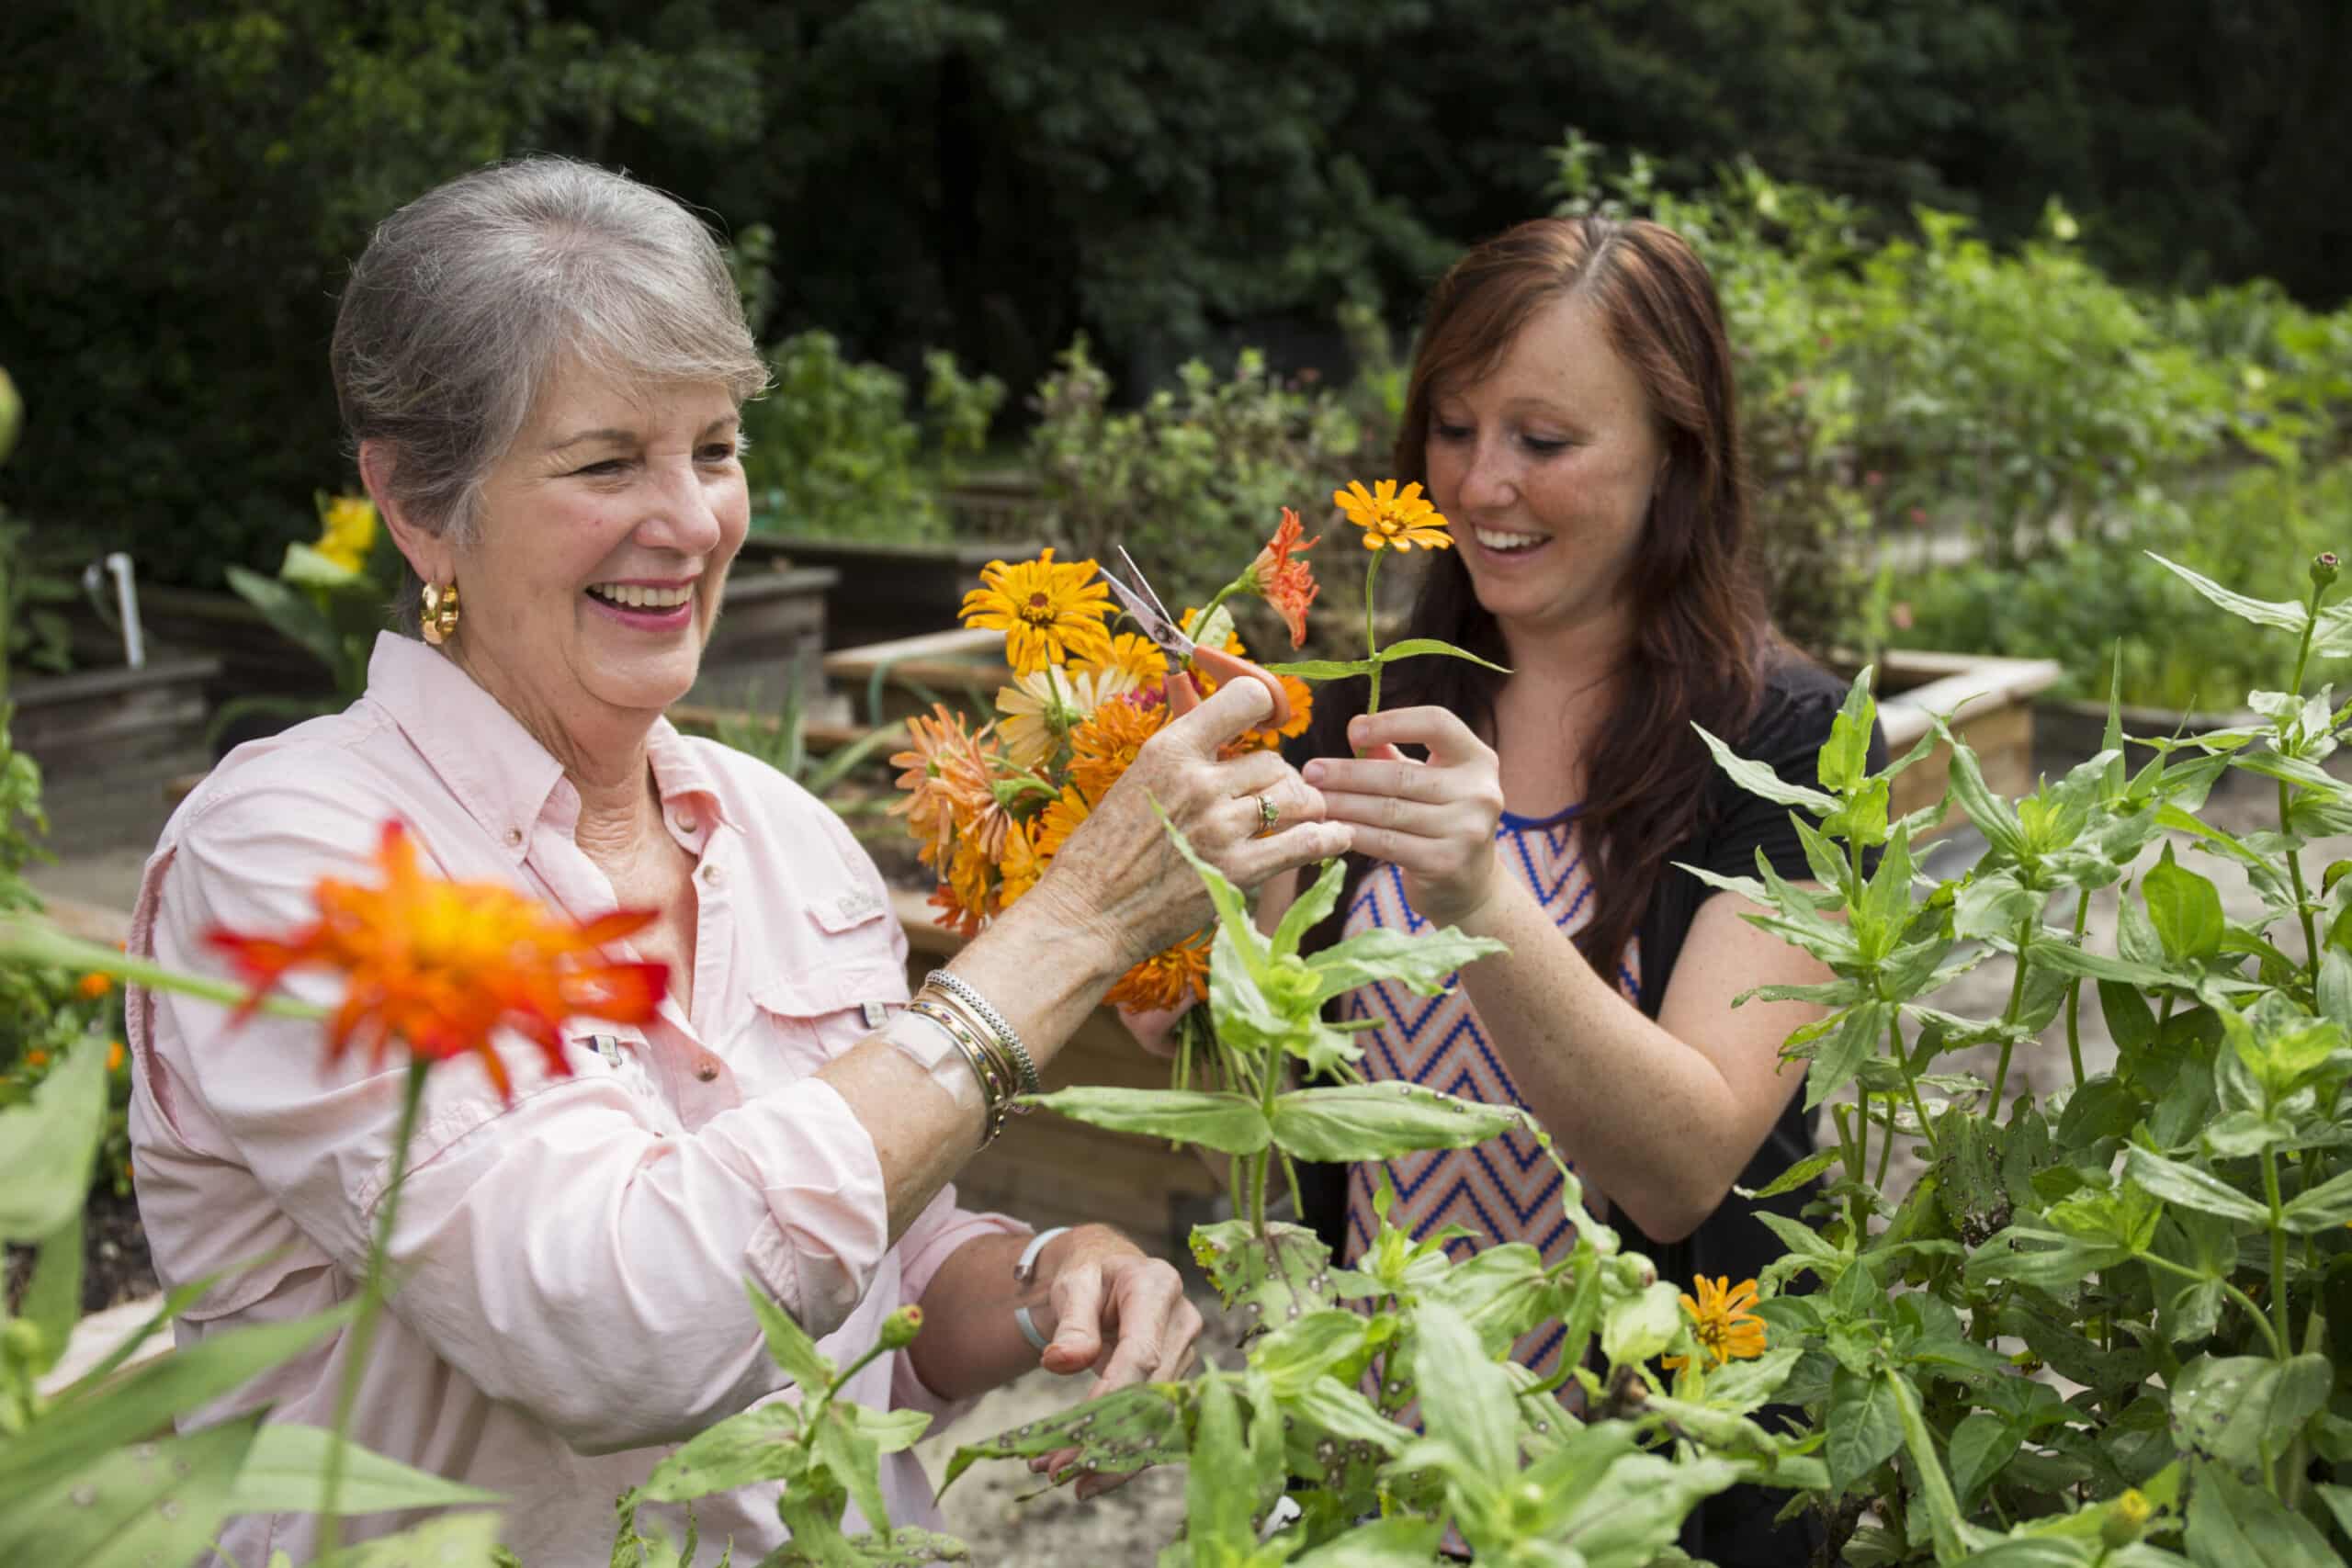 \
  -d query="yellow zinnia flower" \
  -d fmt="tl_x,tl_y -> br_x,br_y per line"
1077,632 -> 1170,689
1662,1275 -> 1768,1372
1033,785 -> 1093,864
993,664 -> 1135,771
314,493 -> 379,573
1334,479 -> 1454,552
960,548 -> 1116,676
